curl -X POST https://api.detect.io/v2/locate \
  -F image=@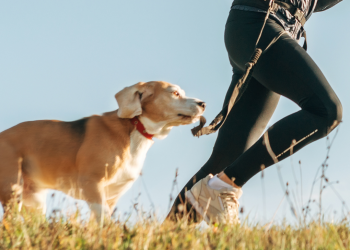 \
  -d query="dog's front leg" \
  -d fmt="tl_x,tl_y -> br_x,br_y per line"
78,177 -> 109,223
